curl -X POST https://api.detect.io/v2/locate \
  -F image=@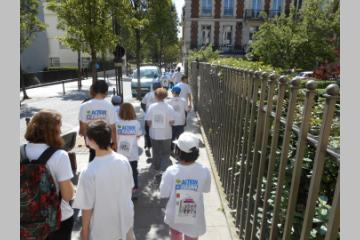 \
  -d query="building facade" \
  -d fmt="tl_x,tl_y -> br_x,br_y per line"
182,0 -> 303,59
